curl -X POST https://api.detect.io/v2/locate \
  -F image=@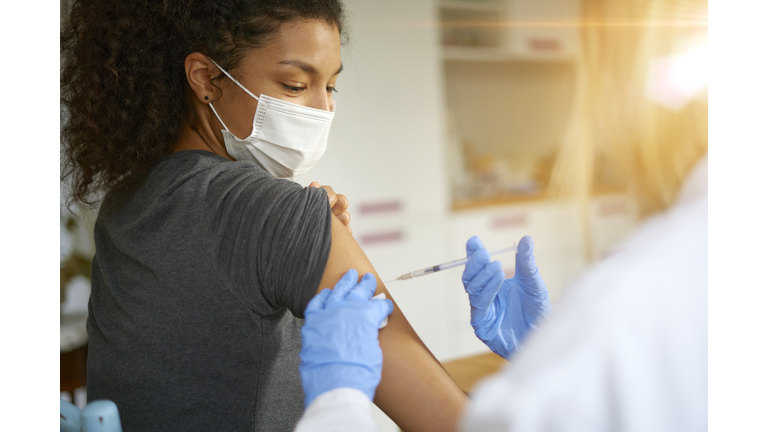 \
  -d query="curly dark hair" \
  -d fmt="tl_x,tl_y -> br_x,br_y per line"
61,0 -> 346,207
